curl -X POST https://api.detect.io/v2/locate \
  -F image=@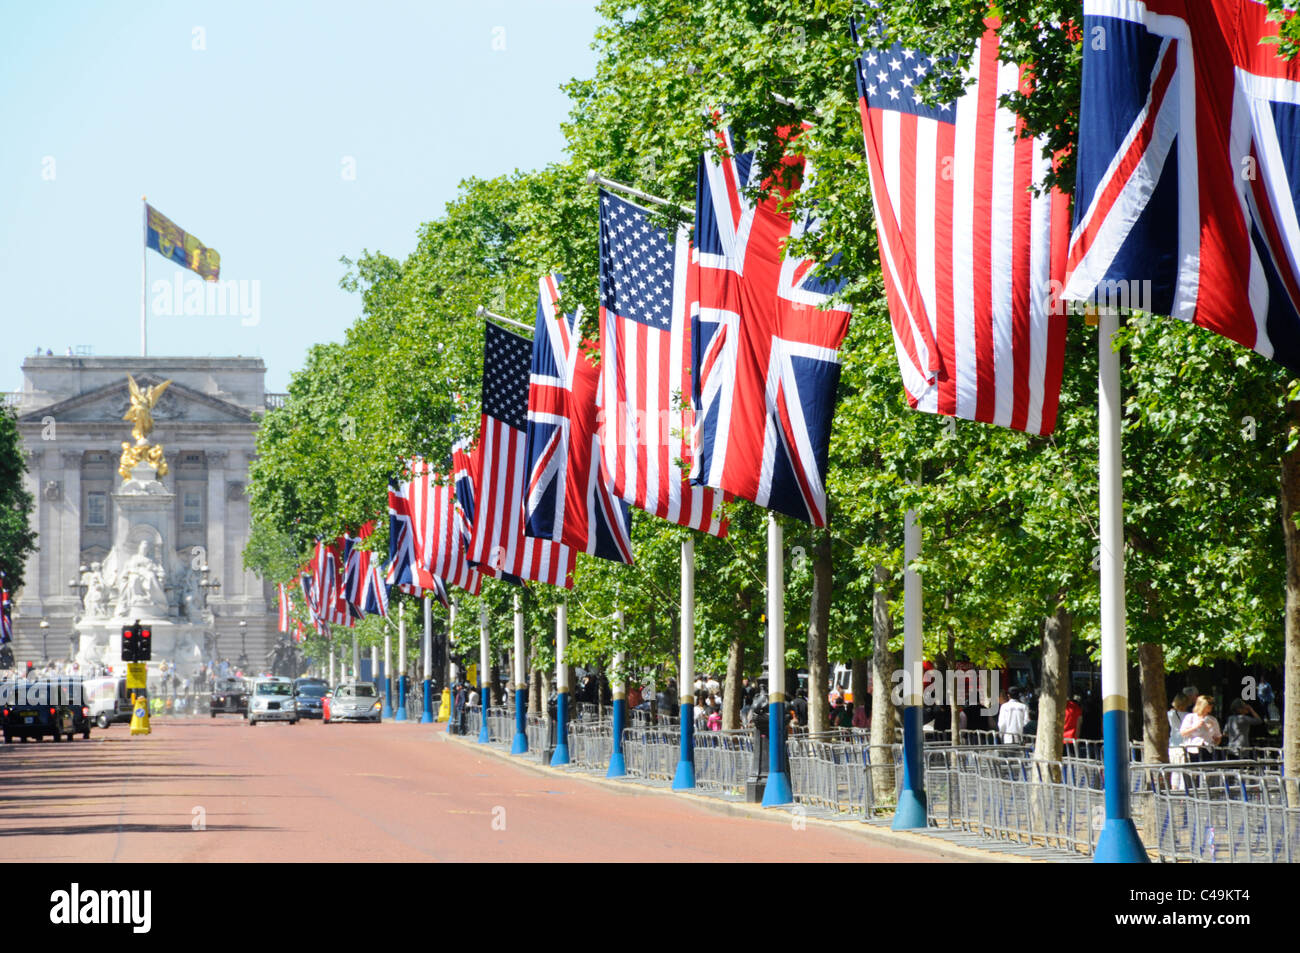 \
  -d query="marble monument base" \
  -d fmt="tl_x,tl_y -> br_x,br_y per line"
75,618 -> 208,681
